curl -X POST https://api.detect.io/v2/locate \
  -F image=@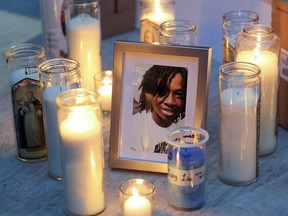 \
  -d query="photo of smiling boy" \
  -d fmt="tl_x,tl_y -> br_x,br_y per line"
132,65 -> 188,154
